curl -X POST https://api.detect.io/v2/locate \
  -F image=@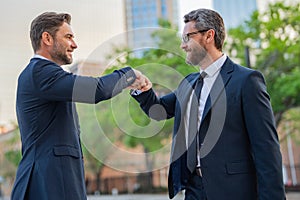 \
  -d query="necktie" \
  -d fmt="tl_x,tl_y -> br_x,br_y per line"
187,71 -> 207,173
